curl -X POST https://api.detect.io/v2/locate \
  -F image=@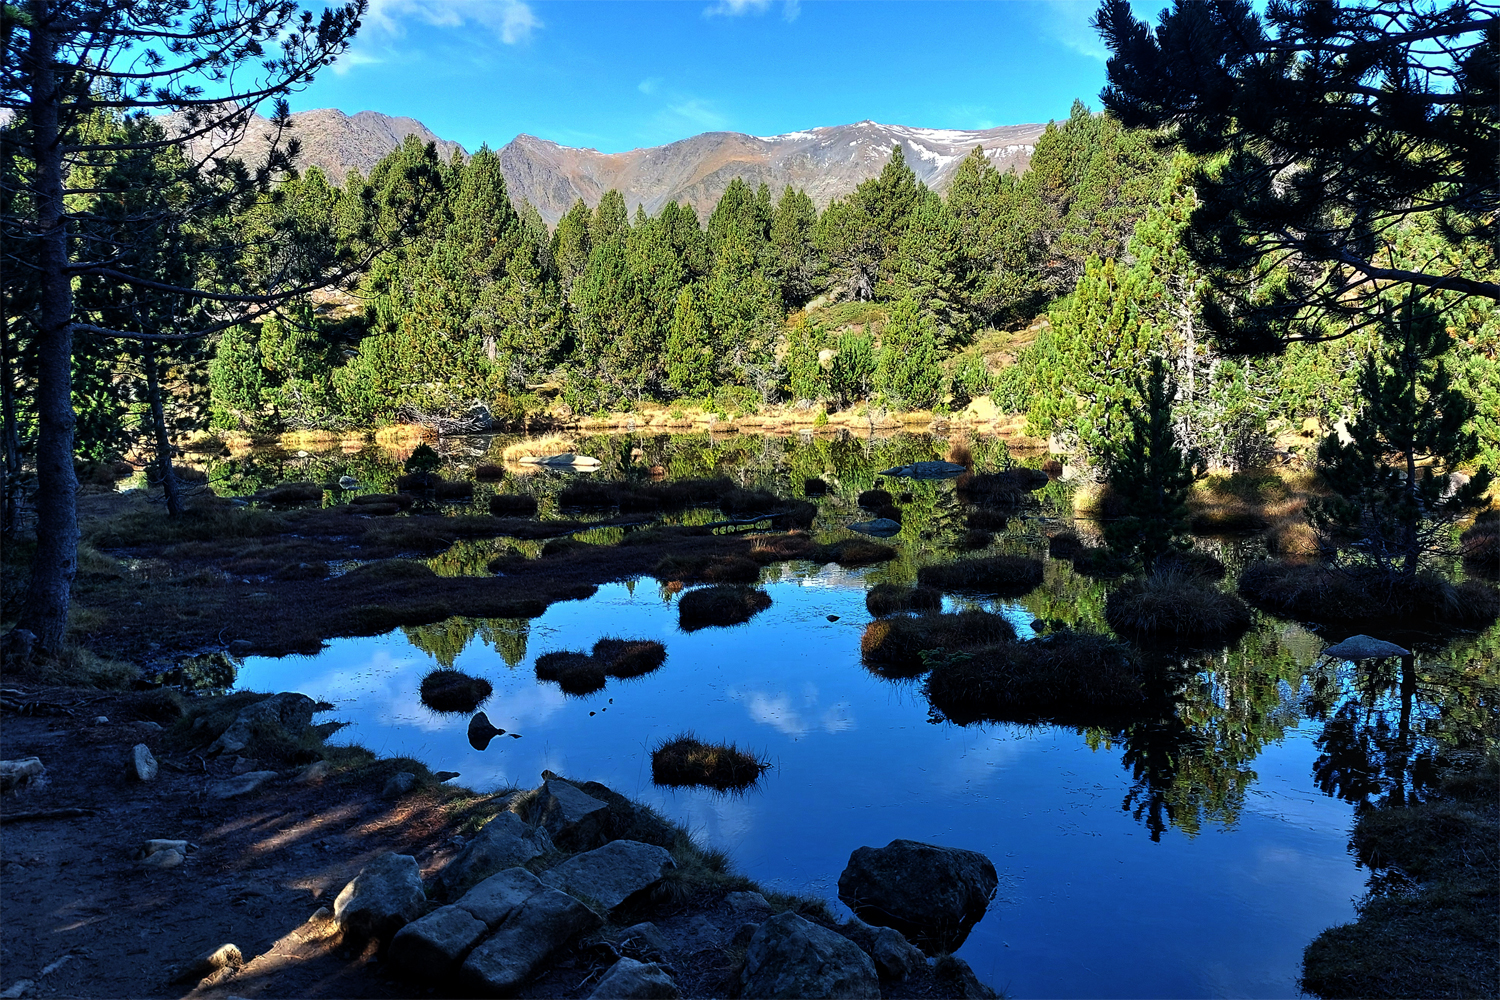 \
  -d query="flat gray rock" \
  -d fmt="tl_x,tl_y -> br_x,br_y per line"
388,904 -> 488,979
1324,634 -> 1411,660
208,770 -> 278,800
459,889 -> 602,995
333,852 -> 426,943
532,777 -> 610,852
454,867 -> 547,928
588,957 -> 679,999
739,912 -> 880,1000
849,517 -> 902,538
539,840 -> 675,913
726,890 -> 772,918
878,460 -> 966,480
382,771 -> 417,798
436,812 -> 554,900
